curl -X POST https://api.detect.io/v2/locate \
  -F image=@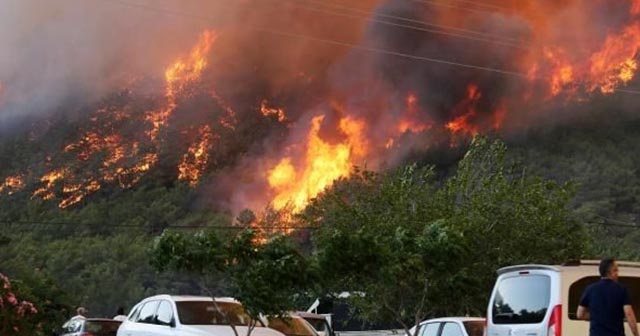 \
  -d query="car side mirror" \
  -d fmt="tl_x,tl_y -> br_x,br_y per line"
170,318 -> 176,328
